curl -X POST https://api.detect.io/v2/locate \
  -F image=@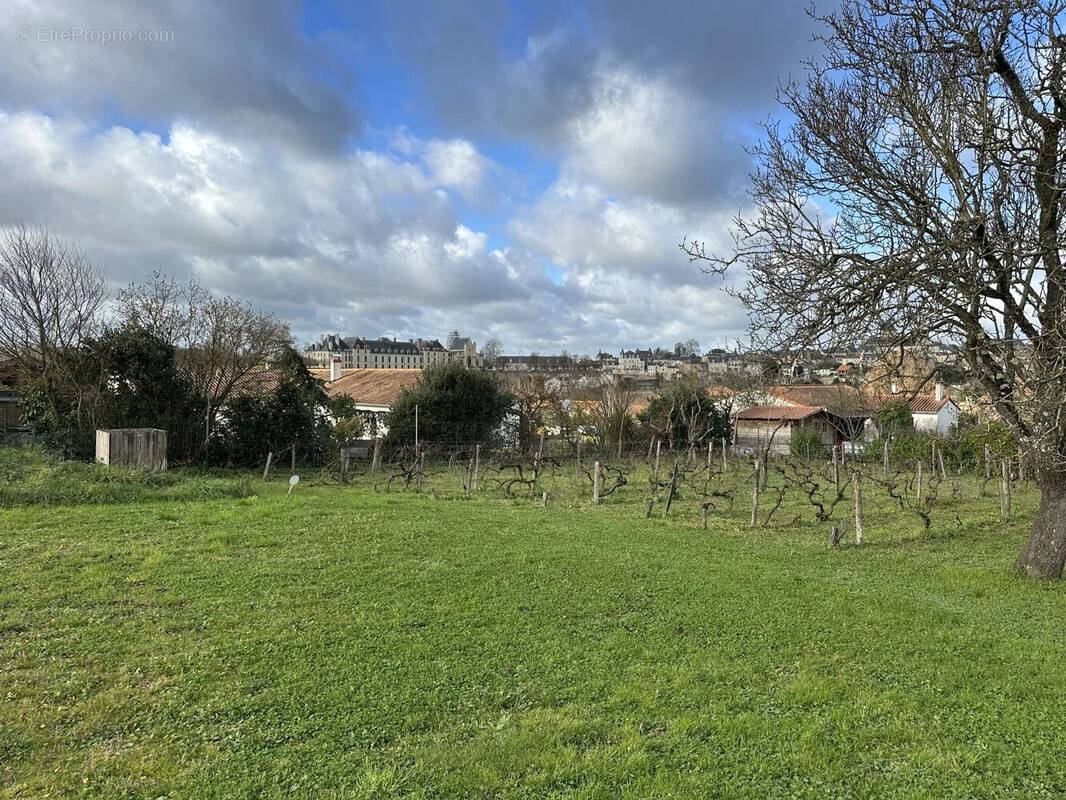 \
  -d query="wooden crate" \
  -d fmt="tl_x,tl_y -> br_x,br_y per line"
95,428 -> 168,471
